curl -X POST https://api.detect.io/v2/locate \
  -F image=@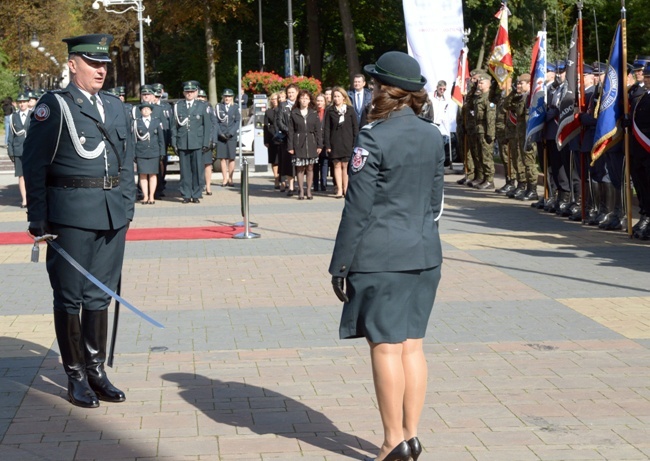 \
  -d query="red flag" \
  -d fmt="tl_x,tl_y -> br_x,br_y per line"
451,48 -> 470,107
488,4 -> 514,84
